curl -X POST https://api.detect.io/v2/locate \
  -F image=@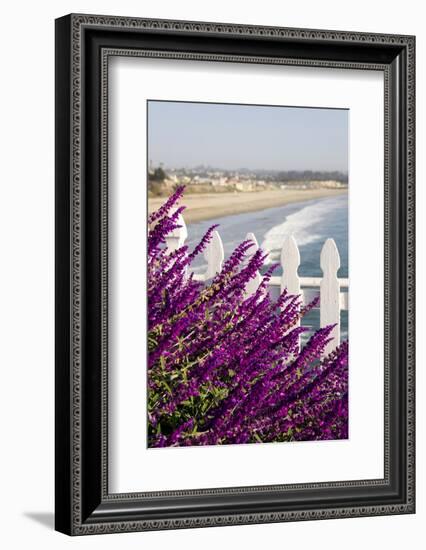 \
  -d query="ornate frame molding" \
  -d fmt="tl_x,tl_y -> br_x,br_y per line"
55,14 -> 415,535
